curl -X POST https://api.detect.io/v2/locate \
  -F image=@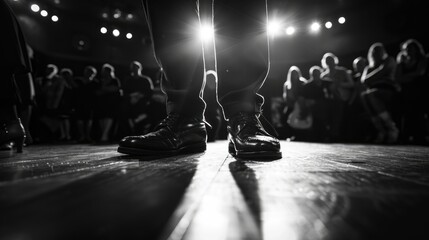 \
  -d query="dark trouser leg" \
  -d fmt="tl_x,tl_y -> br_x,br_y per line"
214,0 -> 269,119
142,0 -> 206,119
